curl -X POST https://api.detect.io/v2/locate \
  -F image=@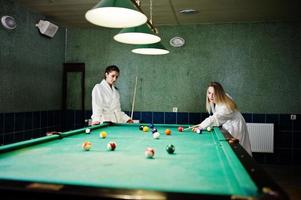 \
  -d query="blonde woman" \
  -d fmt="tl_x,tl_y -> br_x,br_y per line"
194,82 -> 252,156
